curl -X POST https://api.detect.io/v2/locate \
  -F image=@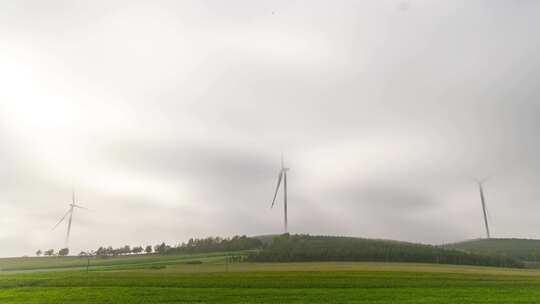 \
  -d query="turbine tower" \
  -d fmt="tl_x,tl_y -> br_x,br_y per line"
52,191 -> 88,249
271,155 -> 289,233
474,177 -> 491,239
